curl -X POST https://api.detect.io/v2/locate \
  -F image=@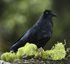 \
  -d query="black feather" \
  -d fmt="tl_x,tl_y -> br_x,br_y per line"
10,10 -> 56,52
